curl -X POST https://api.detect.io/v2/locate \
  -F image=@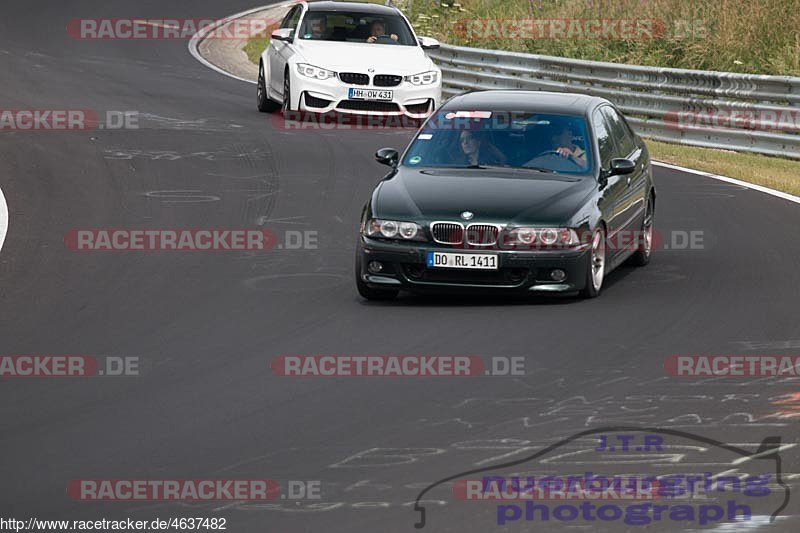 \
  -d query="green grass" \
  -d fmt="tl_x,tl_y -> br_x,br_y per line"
246,0 -> 800,75
401,0 -> 800,76
647,140 -> 800,196
244,36 -> 270,65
